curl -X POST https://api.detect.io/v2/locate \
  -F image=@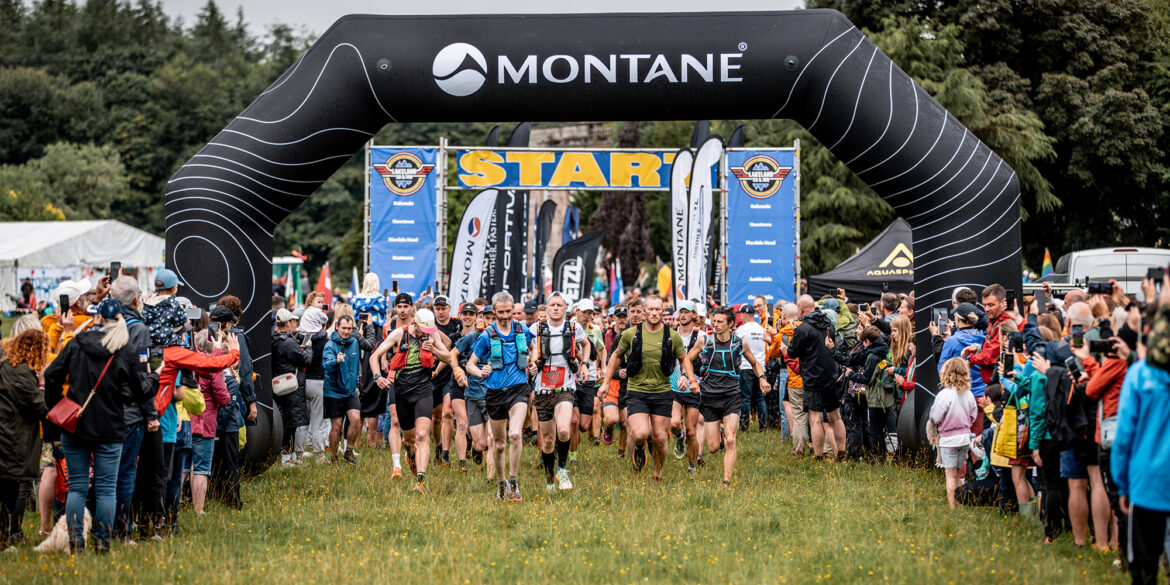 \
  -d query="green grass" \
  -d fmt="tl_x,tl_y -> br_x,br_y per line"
1,432 -> 1125,584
